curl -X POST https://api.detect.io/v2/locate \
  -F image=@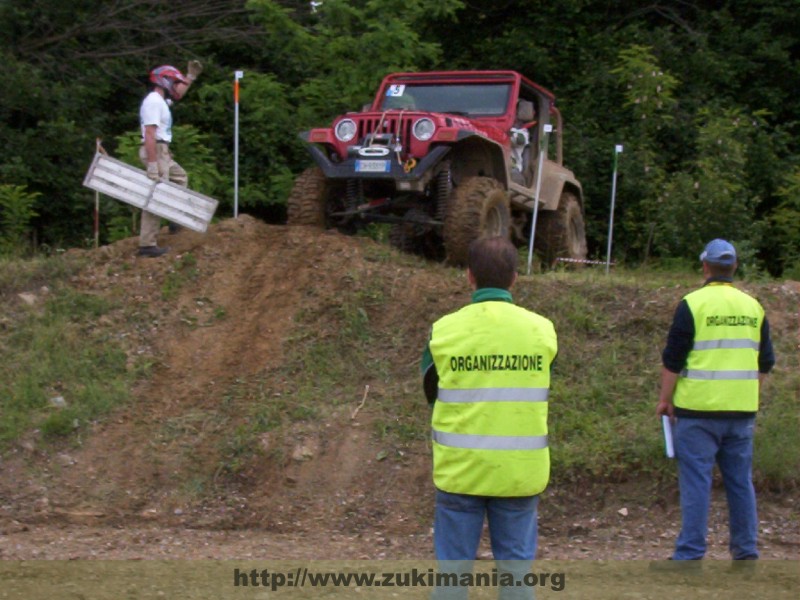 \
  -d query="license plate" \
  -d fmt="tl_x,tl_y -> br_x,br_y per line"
355,160 -> 390,173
